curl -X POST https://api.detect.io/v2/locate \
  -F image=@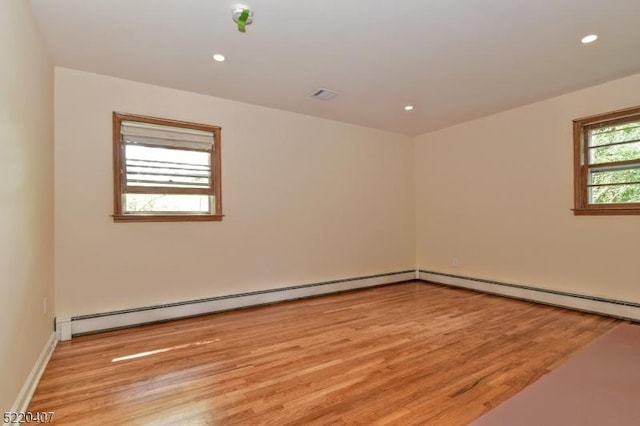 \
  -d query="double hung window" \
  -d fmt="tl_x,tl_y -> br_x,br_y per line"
573,106 -> 640,215
113,112 -> 222,221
